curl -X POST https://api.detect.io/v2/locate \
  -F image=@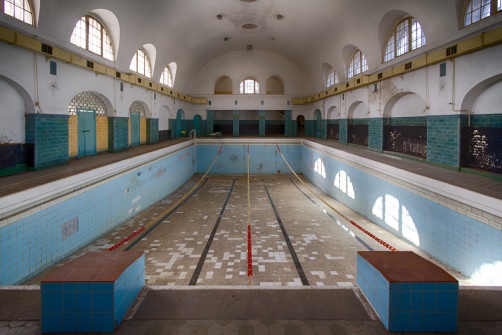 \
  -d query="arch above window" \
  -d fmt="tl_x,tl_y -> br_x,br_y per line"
160,66 -> 173,87
240,77 -> 259,94
463,0 -> 500,27
266,76 -> 284,95
215,76 -> 233,94
3,0 -> 34,25
384,17 -> 425,62
130,48 -> 152,78
71,15 -> 114,61
348,50 -> 368,79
